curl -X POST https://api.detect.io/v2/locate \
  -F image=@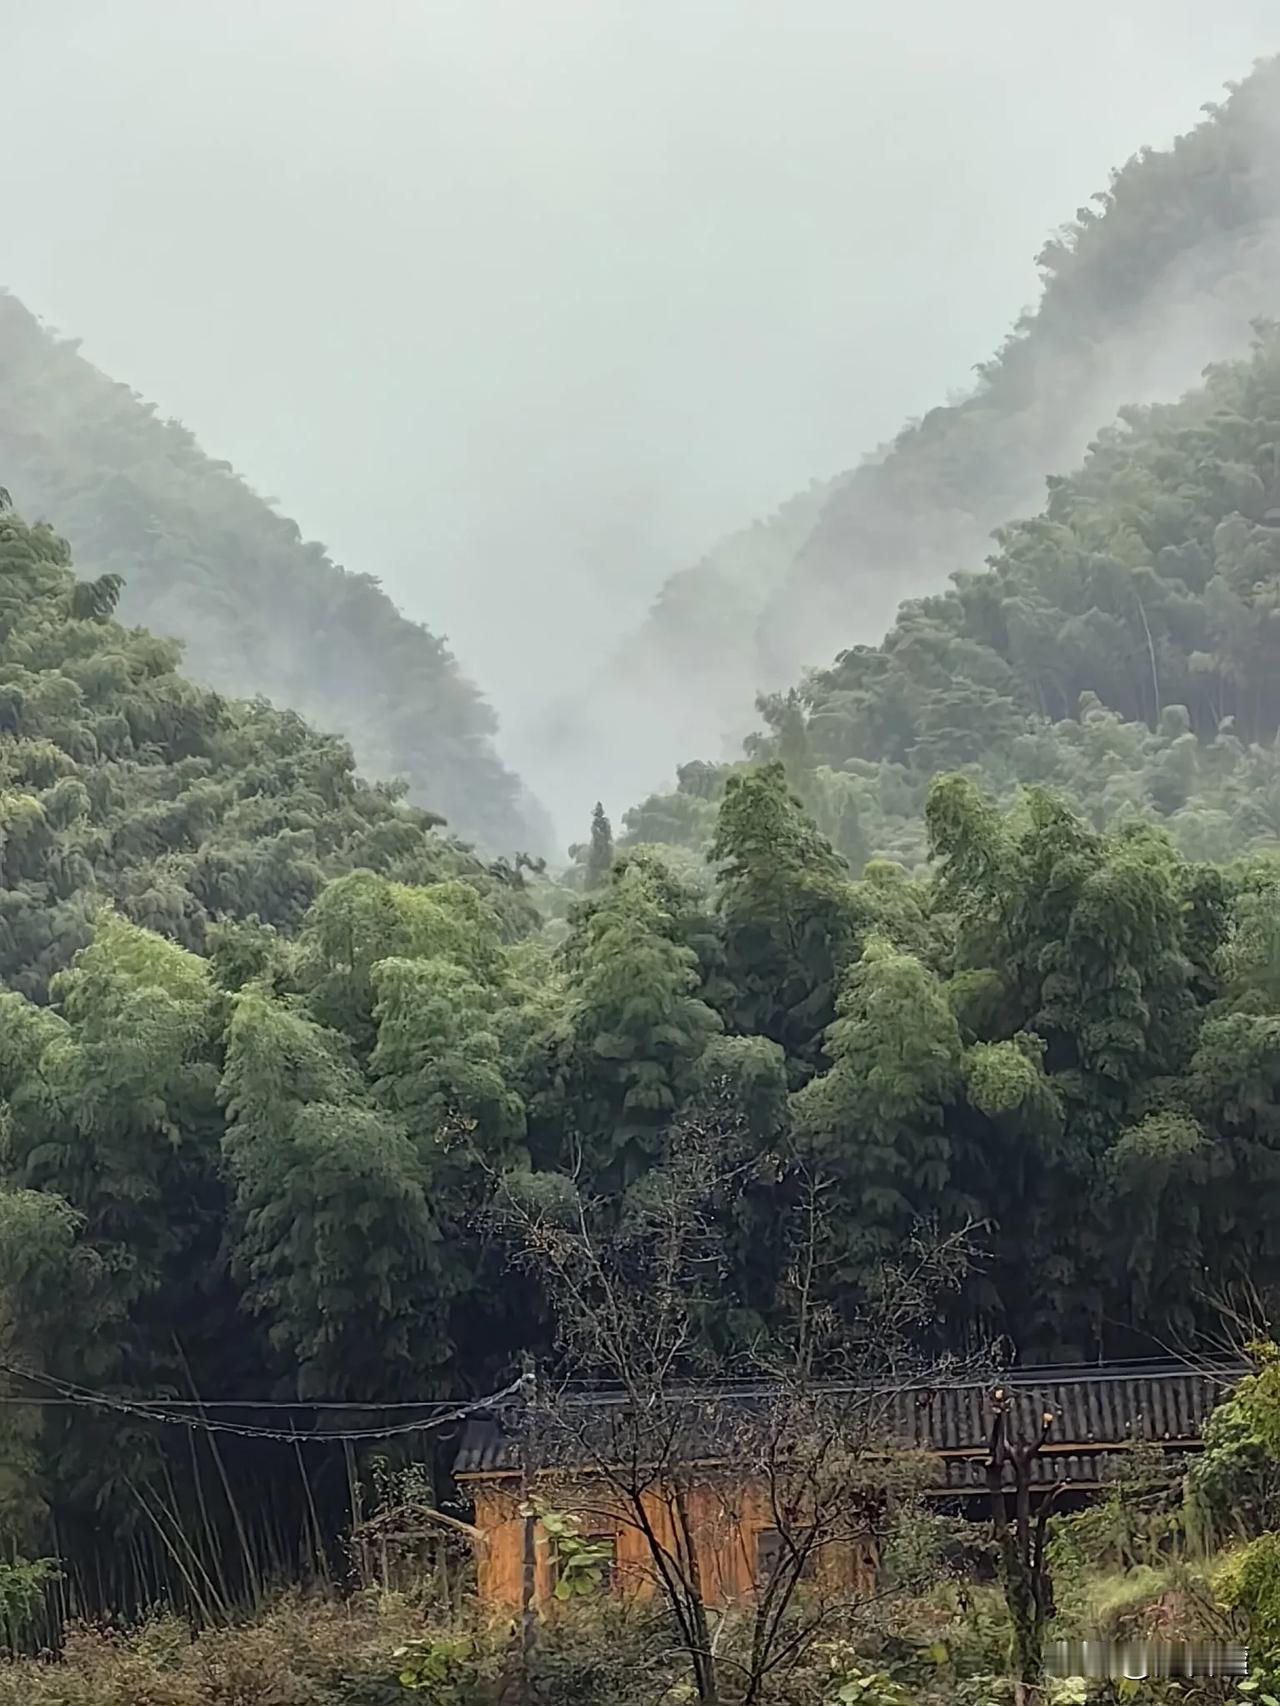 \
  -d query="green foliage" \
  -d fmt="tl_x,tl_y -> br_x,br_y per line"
370,955 -> 525,1154
710,762 -> 856,1073
18,65 -> 1280,1623
691,1032 -> 790,1143
394,1631 -> 481,1697
0,499 -> 536,1000
791,936 -> 965,1291
518,1600 -> 663,1706
1050,1448 -> 1186,1636
0,505 -> 543,1582
1187,1346 -> 1280,1547
621,59 -> 1280,818
0,1599 -> 489,1706
878,1507 -> 995,1595
832,1662 -> 913,1706
0,292 -> 540,855
0,1556 -> 58,1654
630,310 -> 1280,886
565,863 -> 721,1187
1217,1532 -> 1280,1675
584,802 -> 615,892
1,528 -> 1276,1614
533,1507 -> 615,1600
220,987 -> 446,1397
